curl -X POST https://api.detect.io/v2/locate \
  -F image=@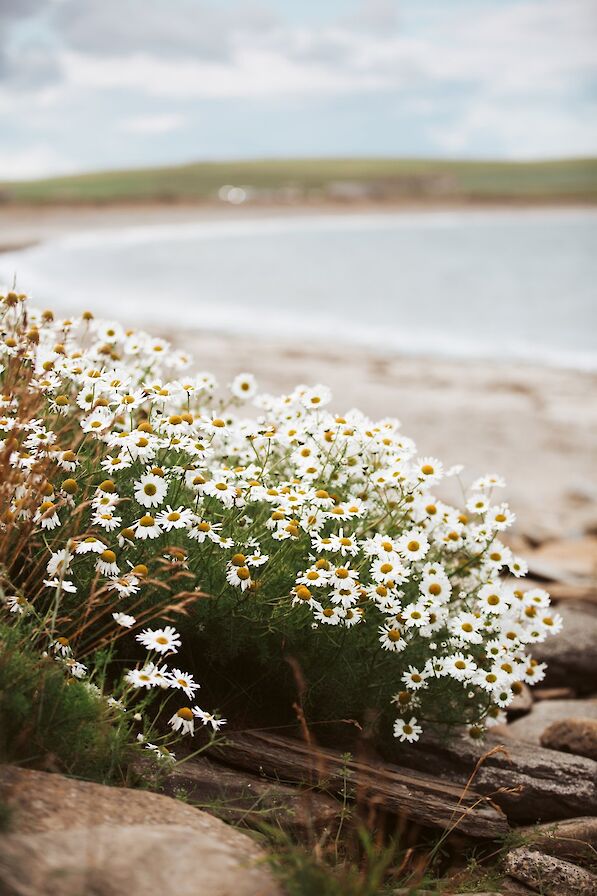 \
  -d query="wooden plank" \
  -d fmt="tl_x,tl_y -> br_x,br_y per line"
208,731 -> 508,839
